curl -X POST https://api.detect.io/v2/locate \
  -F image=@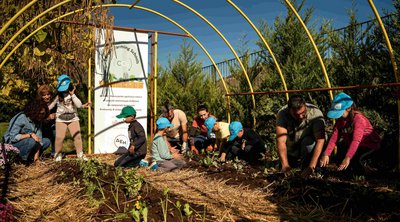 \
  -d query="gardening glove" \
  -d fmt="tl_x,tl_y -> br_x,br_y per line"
191,145 -> 199,155
181,142 -> 188,153
206,144 -> 214,152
